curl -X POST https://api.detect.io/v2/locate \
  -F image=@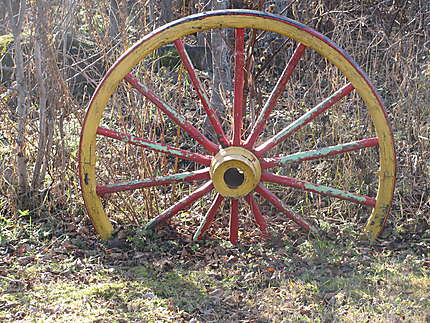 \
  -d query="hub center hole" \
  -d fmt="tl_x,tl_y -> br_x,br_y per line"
224,167 -> 245,189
